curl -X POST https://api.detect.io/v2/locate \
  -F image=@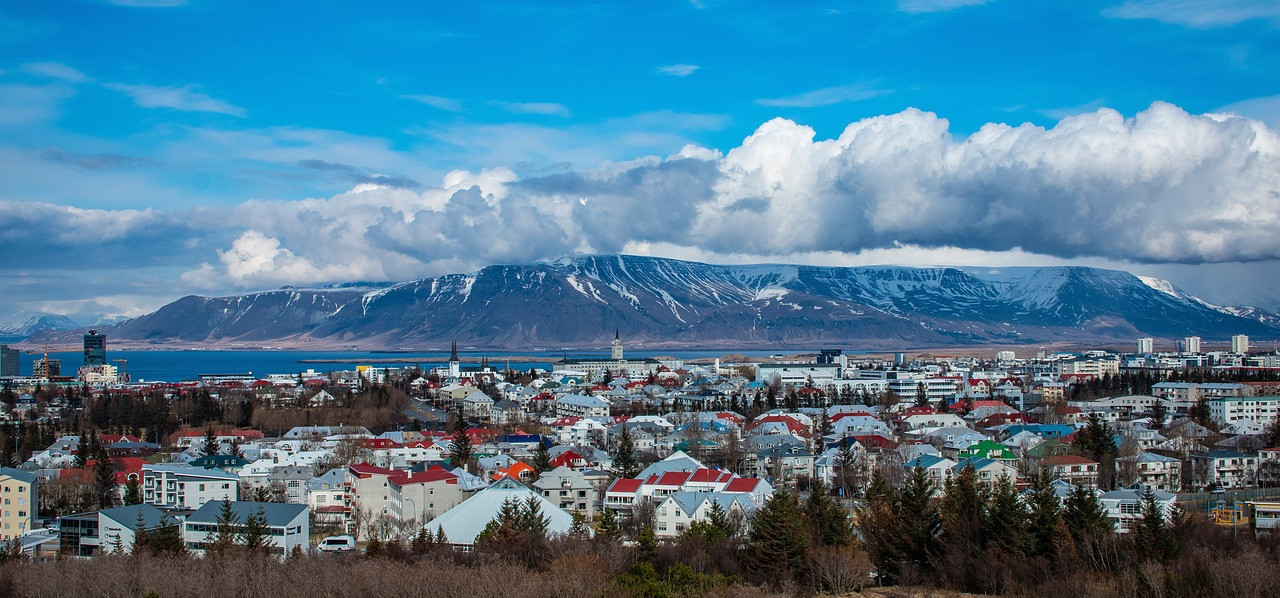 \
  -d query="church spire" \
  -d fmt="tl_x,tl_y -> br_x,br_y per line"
450,340 -> 459,362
